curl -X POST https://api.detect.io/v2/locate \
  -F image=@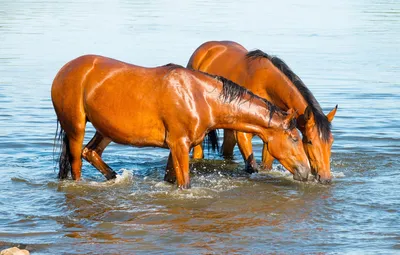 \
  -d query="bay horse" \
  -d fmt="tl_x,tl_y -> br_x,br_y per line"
51,55 -> 311,189
188,41 -> 337,184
